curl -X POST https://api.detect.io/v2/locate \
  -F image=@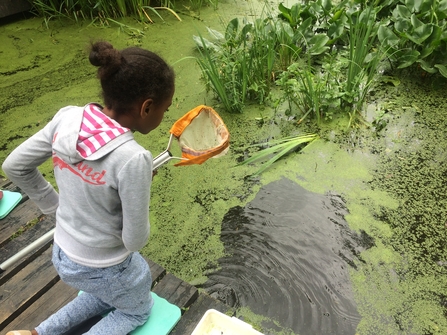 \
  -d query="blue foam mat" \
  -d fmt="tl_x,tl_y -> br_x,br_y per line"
77,291 -> 181,334
0,190 -> 22,220
131,292 -> 181,335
